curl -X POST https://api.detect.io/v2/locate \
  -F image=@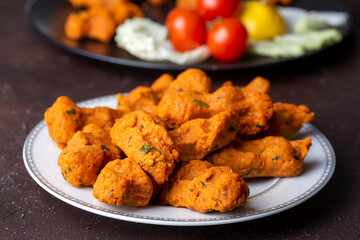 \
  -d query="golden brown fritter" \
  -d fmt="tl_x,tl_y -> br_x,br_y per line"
160,160 -> 249,213
150,73 -> 174,101
110,110 -> 179,184
242,76 -> 271,95
156,85 -> 273,134
167,68 -> 212,94
168,111 -> 239,162
110,2 -> 144,24
45,96 -> 123,147
93,158 -> 153,207
69,0 -> 128,9
45,96 -> 82,145
64,7 -> 116,43
81,106 -> 124,129
58,144 -> 104,187
207,136 -> 312,178
255,102 -> 314,139
58,124 -> 121,187
116,86 -> 158,114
